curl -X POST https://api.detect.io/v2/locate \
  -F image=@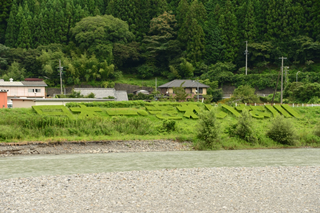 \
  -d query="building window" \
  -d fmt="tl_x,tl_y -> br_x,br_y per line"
28,89 -> 41,93
199,88 -> 203,94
